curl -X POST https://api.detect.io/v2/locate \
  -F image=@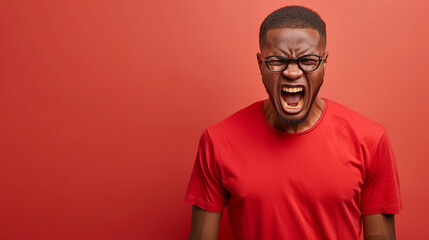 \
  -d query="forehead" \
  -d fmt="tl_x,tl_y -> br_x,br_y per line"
262,28 -> 323,55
